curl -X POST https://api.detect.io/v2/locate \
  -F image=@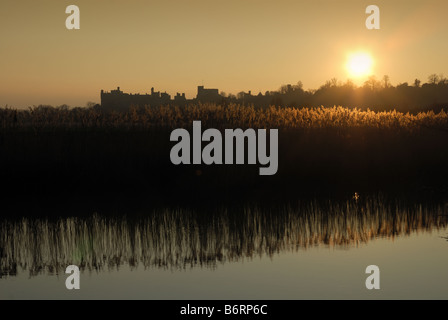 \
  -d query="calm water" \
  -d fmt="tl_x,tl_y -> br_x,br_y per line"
1,197 -> 448,299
